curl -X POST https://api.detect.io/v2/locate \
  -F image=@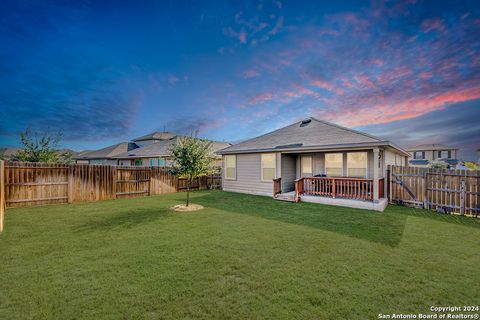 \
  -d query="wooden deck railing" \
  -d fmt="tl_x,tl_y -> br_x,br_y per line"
295,177 -> 375,201
273,178 -> 282,197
